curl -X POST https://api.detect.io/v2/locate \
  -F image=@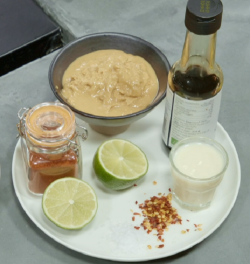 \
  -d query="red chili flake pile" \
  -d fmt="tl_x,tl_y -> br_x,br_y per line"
134,193 -> 182,247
